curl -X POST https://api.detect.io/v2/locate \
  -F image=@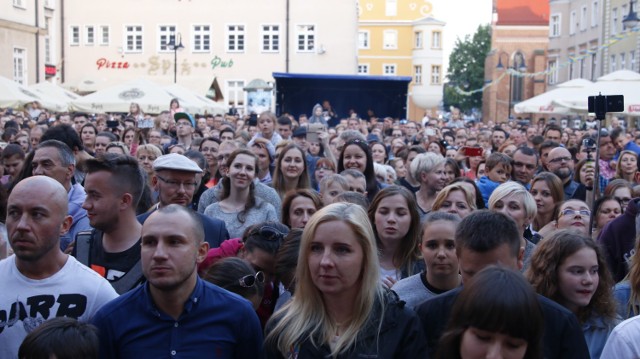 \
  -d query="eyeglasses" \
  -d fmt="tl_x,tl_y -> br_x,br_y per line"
156,174 -> 197,190
615,196 -> 631,206
548,156 -> 572,164
177,121 -> 192,127
249,224 -> 287,242
513,161 -> 537,170
237,271 -> 265,288
559,209 -> 591,217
